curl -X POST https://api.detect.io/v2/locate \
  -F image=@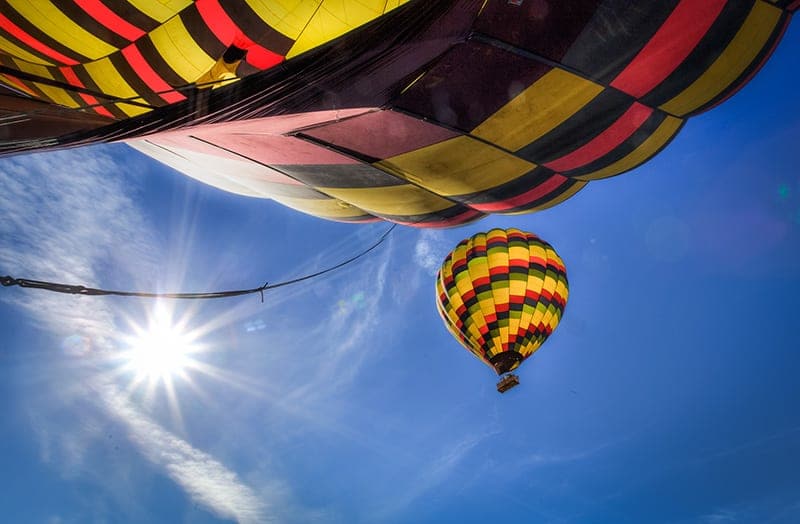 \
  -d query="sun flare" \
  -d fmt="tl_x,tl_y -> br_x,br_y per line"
122,305 -> 196,382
